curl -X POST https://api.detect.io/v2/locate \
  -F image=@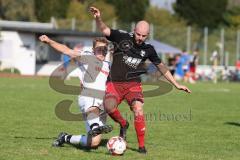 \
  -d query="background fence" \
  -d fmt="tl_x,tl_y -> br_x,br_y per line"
4,17 -> 239,66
